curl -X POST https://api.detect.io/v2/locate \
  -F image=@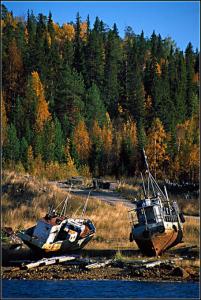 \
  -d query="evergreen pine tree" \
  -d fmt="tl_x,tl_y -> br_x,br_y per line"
85,83 -> 106,128
54,117 -> 65,162
104,29 -> 122,116
54,64 -> 85,133
34,13 -> 47,74
42,120 -> 55,163
175,50 -> 187,123
74,12 -> 85,73
84,23 -> 105,88
125,38 -> 145,128
3,123 -> 20,162
185,42 -> 196,117
20,137 -> 29,165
